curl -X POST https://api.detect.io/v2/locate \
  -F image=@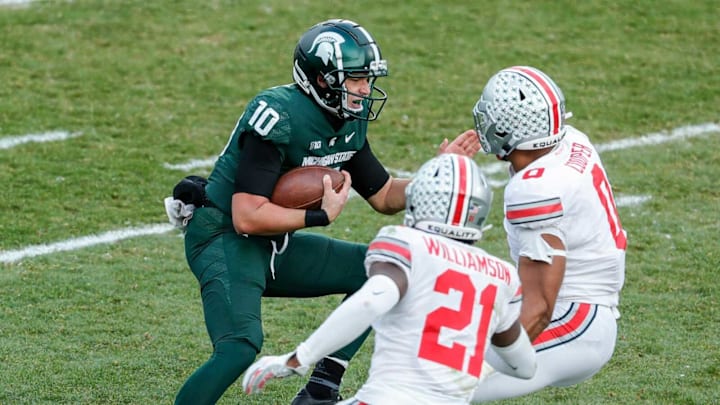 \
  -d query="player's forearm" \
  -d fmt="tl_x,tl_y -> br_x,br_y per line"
232,193 -> 331,235
368,177 -> 409,214
517,254 -> 564,341
490,326 -> 537,379
232,204 -> 308,234
520,305 -> 552,342
295,275 -> 400,366
385,177 -> 410,212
